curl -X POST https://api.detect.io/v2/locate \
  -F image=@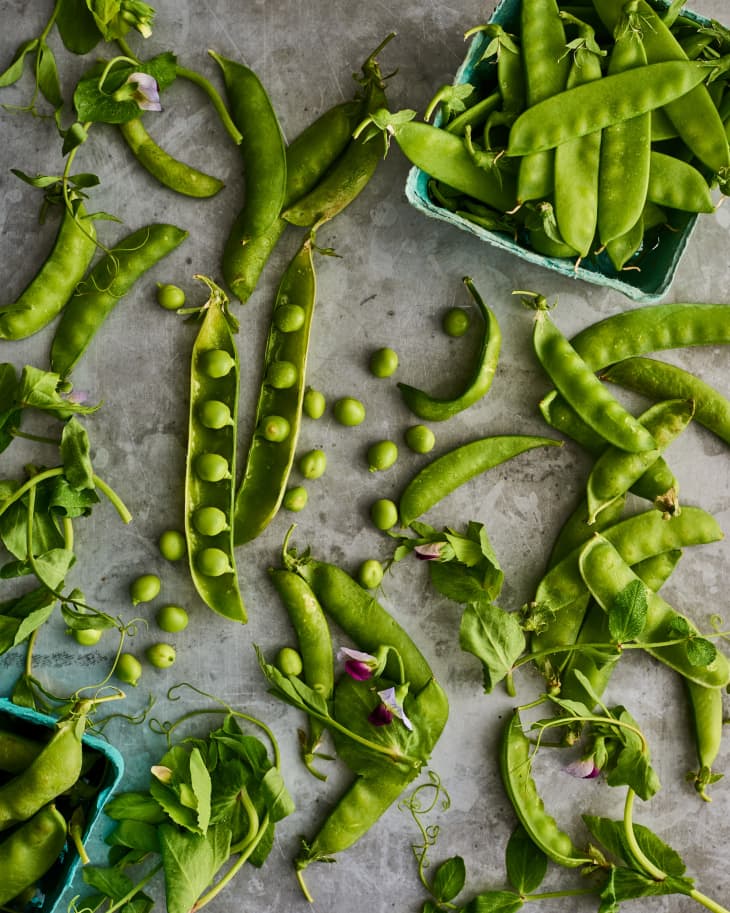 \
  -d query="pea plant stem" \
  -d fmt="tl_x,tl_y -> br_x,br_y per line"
622,789 -> 666,882
689,889 -> 730,913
